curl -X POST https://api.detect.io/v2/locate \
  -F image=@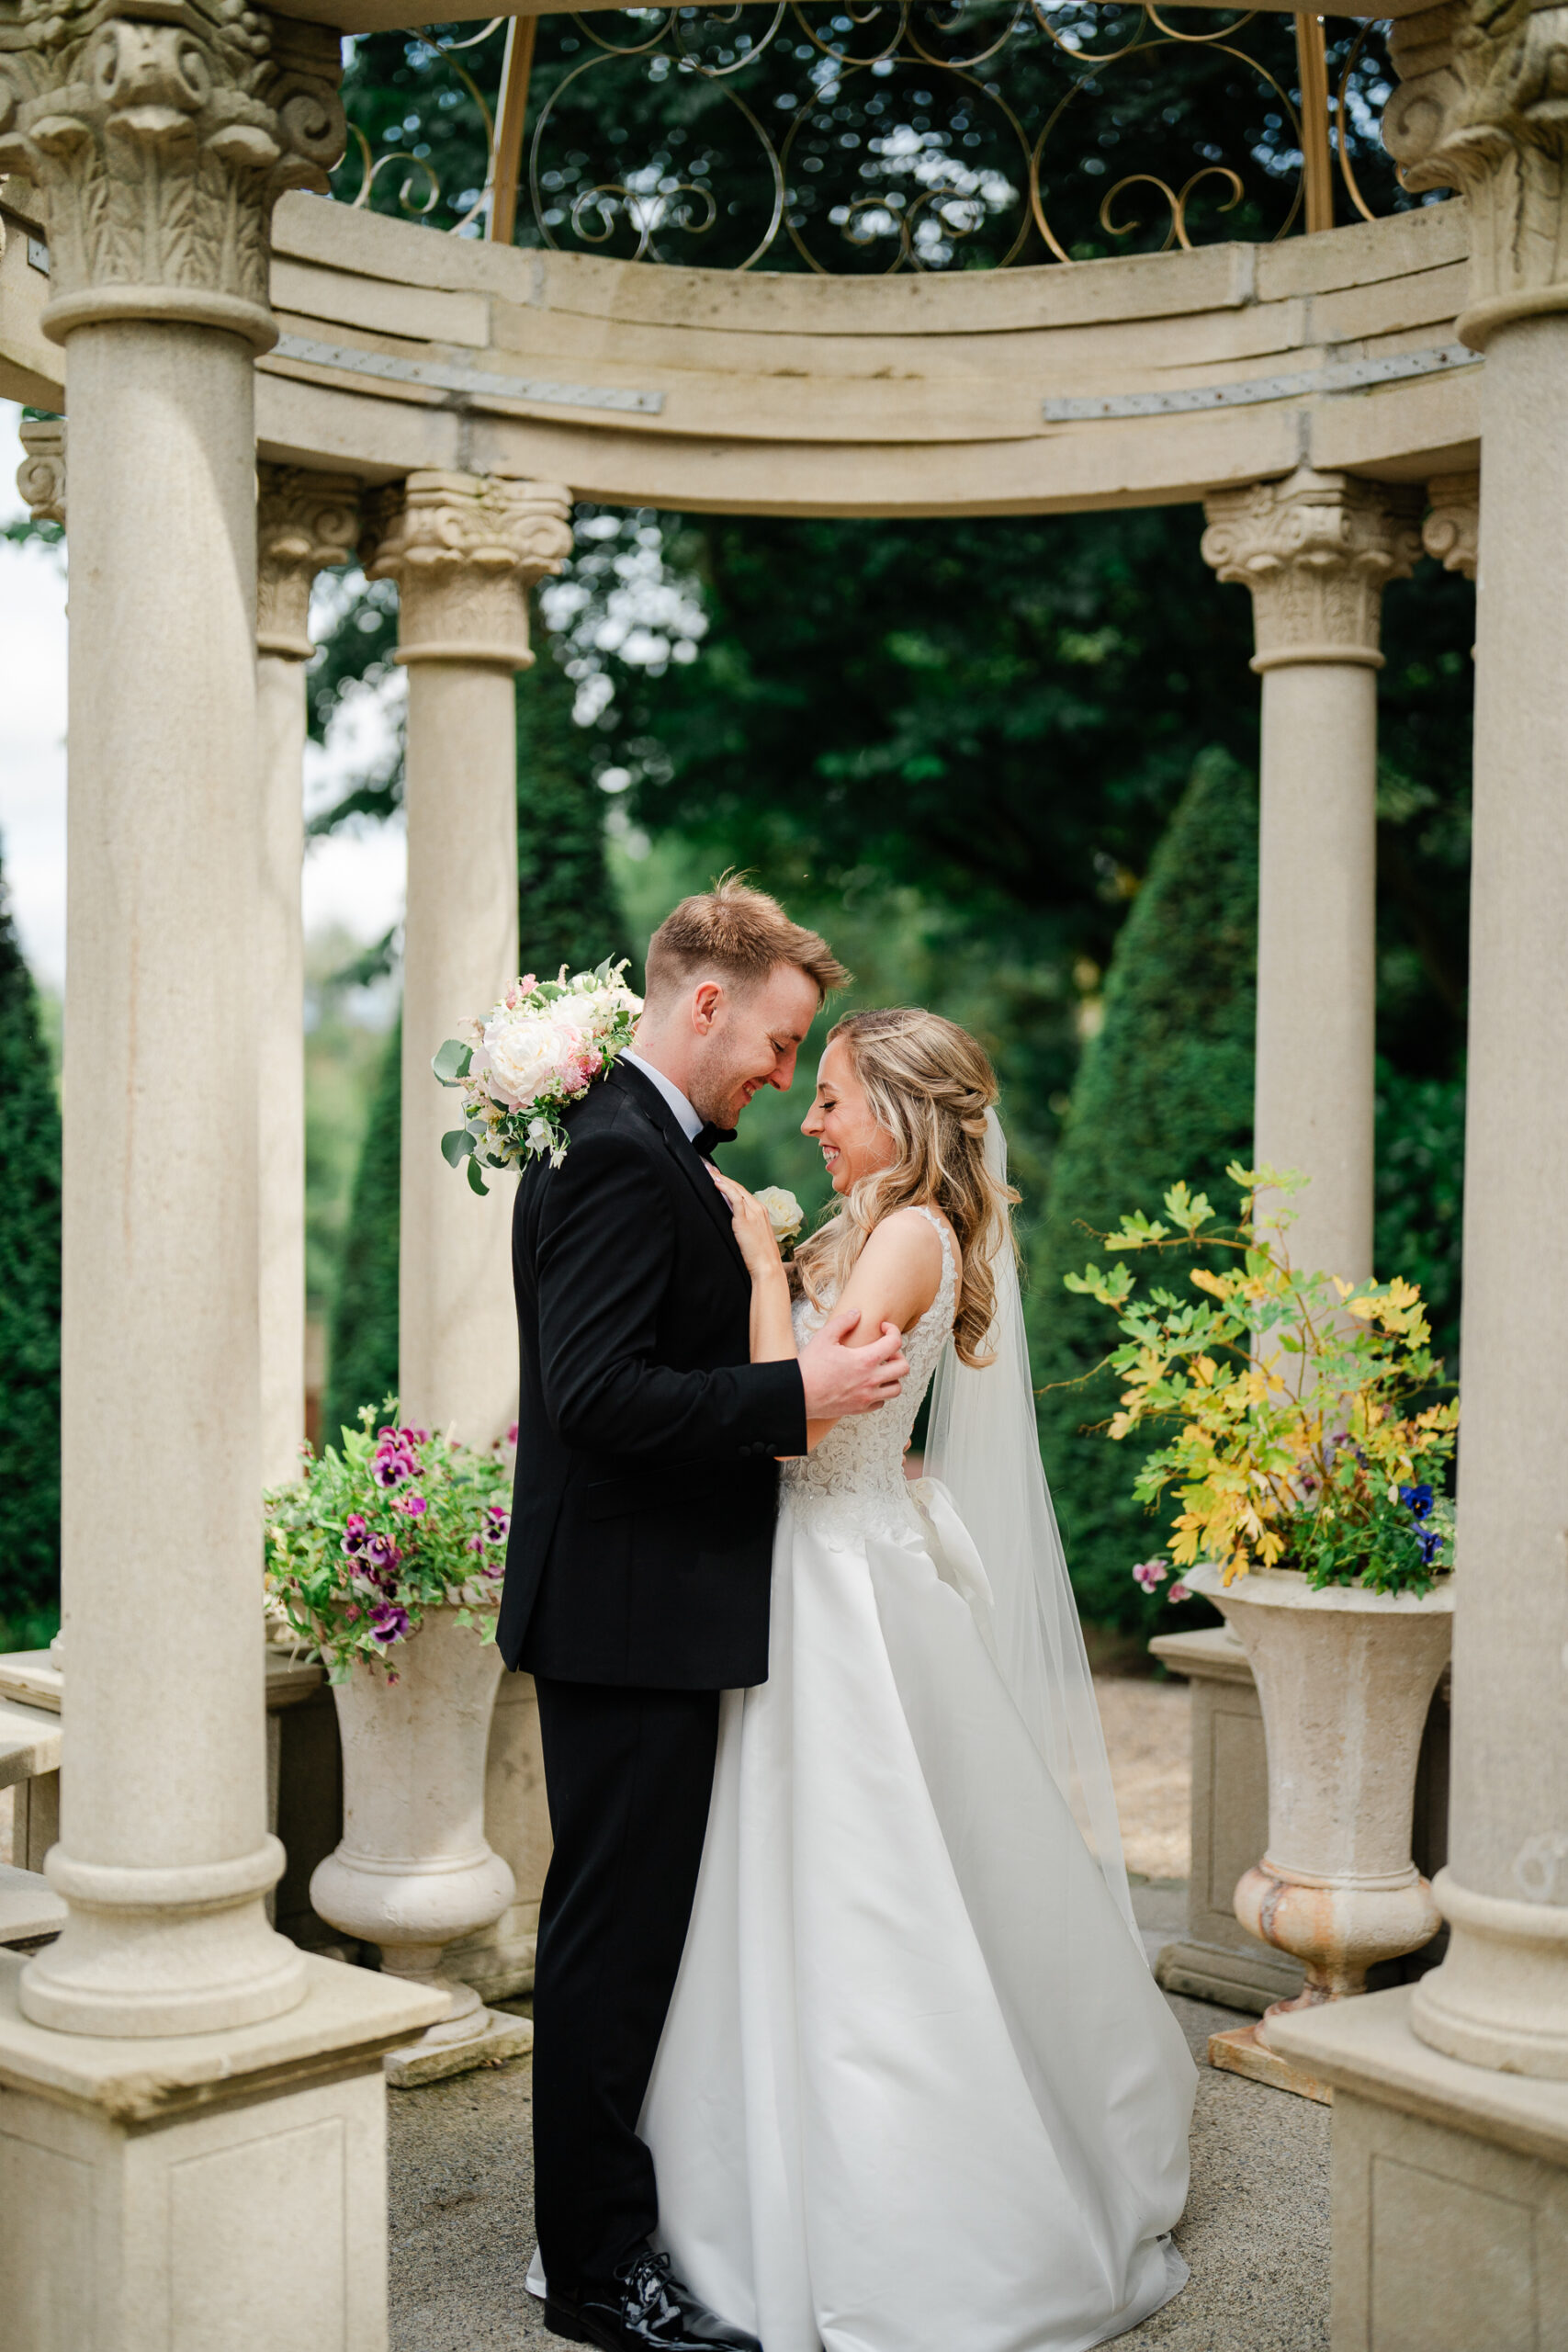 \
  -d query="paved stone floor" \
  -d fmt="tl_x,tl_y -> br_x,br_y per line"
387,1878 -> 1330,2352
